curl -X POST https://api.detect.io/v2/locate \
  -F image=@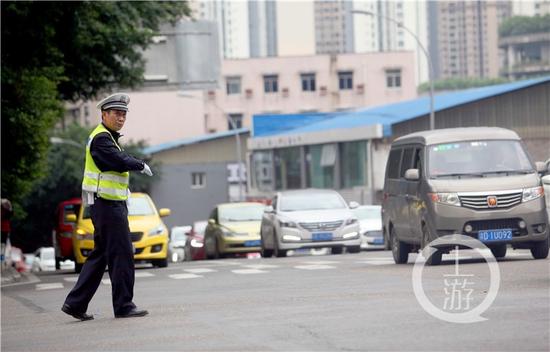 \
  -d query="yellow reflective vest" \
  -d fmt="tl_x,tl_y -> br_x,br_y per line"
81,124 -> 130,201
